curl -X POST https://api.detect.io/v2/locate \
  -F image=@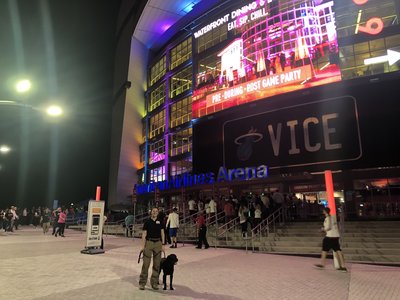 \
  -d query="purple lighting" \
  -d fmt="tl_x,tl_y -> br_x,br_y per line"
161,23 -> 172,32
